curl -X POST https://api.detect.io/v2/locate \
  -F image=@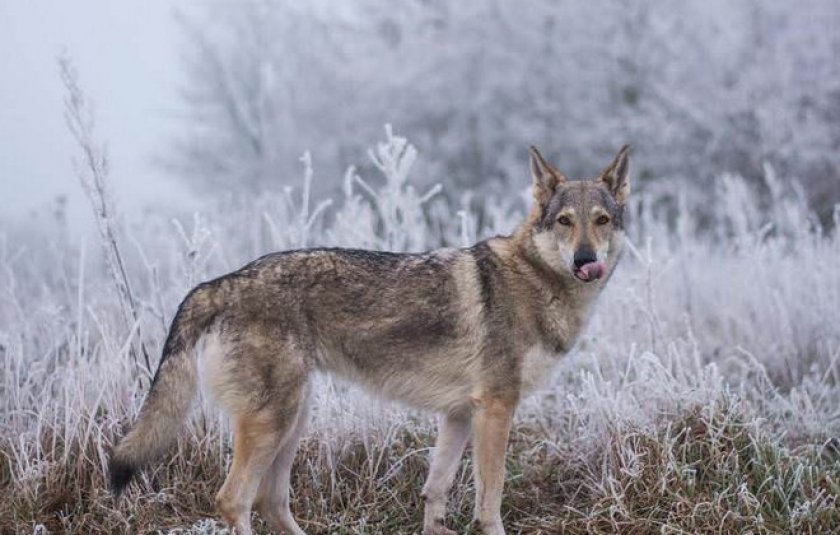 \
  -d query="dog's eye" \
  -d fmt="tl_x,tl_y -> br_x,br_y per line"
595,215 -> 610,226
557,215 -> 572,226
